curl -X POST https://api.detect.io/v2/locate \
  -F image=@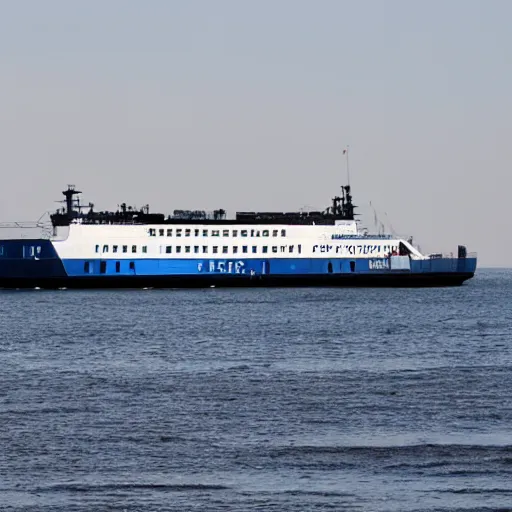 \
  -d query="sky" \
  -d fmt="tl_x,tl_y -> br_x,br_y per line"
0,0 -> 510,266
